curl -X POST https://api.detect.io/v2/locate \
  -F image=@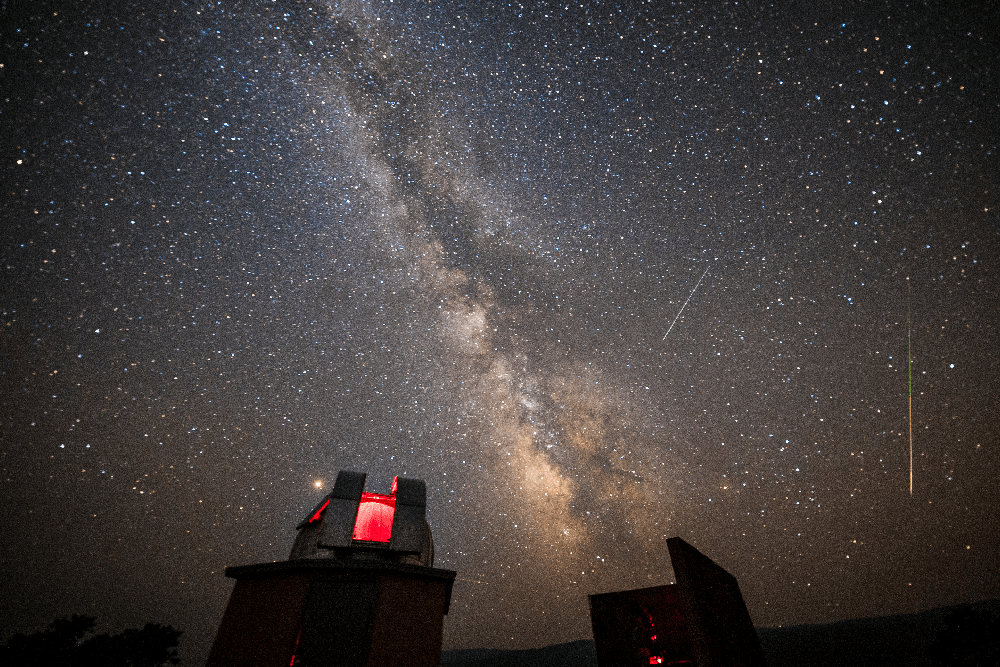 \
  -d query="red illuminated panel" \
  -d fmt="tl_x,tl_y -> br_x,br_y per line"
352,492 -> 396,542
